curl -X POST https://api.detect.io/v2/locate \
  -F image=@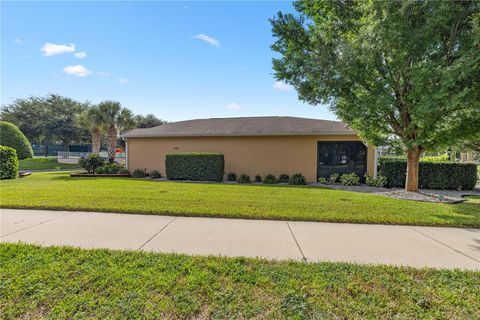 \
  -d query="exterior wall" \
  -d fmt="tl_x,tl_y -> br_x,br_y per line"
126,135 -> 376,183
